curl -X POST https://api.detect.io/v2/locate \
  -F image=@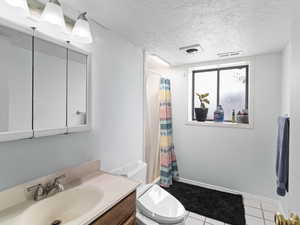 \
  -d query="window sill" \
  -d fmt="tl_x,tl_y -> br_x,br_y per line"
185,121 -> 253,129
